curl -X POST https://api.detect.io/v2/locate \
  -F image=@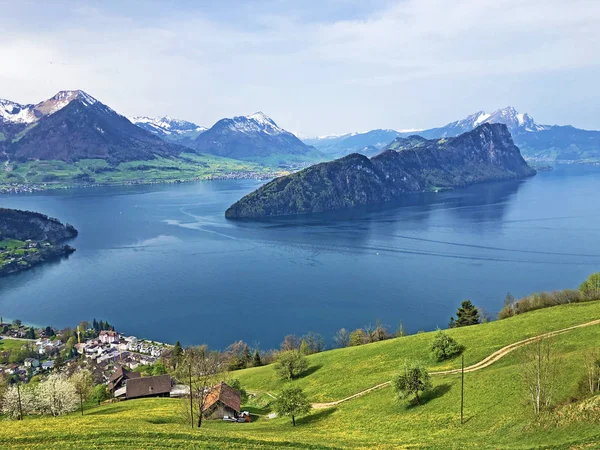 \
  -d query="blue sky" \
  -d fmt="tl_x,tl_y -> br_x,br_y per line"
1,0 -> 599,135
